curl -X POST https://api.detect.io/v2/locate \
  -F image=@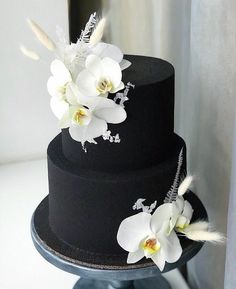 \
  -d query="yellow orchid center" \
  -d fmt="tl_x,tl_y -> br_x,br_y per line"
176,223 -> 189,230
142,238 -> 161,255
175,215 -> 190,230
72,107 -> 90,126
97,78 -> 113,94
56,83 -> 68,100
58,85 -> 66,94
